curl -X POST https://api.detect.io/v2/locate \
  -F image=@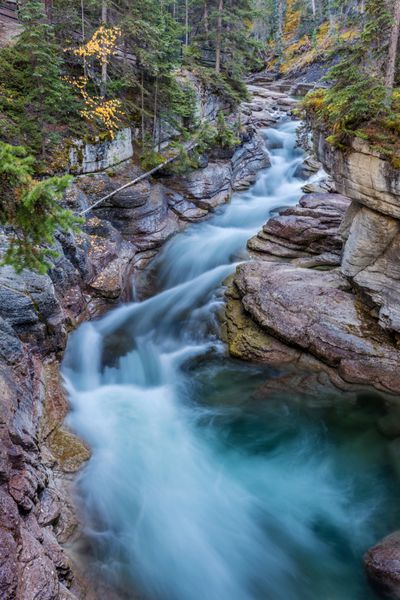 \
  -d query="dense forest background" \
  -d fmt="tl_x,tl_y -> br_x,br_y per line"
1,0 -> 400,271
